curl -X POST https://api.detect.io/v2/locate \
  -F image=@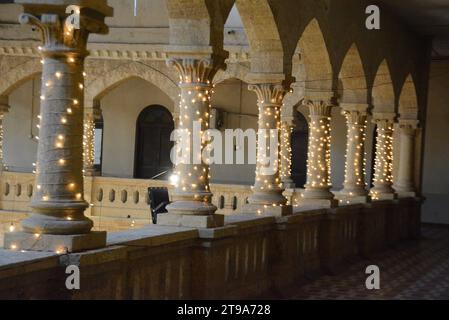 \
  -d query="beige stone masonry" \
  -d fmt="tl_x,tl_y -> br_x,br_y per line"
0,96 -> 10,171
83,101 -> 102,177
4,0 -> 113,253
280,118 -> 296,189
160,49 -> 227,228
300,98 -> 338,208
370,113 -> 397,200
338,103 -> 370,204
394,119 -> 419,197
